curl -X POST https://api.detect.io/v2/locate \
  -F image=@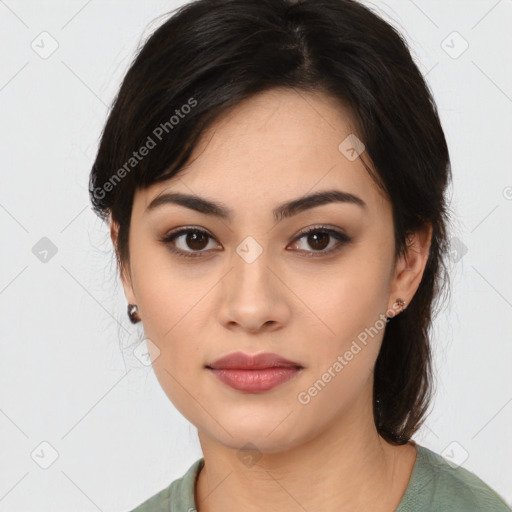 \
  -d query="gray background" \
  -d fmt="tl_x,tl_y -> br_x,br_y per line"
1,0 -> 511,510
